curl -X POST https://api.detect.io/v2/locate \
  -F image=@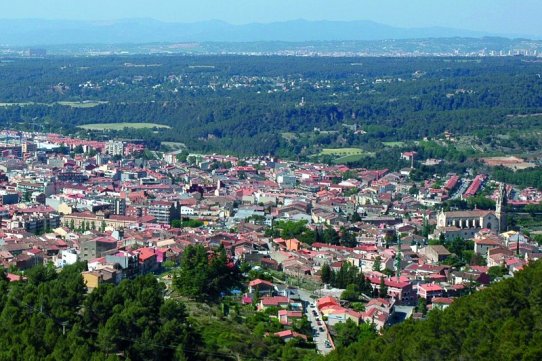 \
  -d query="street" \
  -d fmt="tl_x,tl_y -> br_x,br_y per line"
297,288 -> 334,355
